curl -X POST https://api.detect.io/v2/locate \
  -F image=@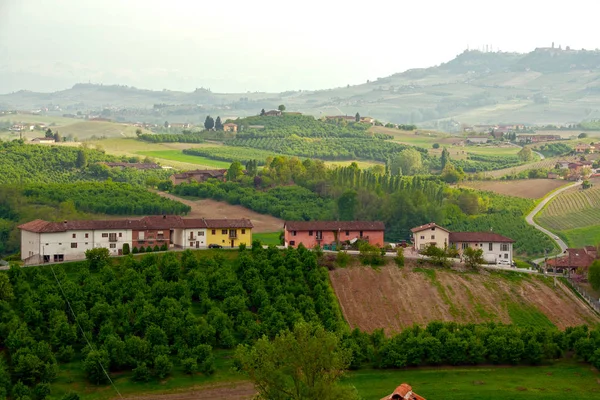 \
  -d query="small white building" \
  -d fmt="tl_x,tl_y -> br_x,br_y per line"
411,223 -> 450,250
466,136 -> 490,144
